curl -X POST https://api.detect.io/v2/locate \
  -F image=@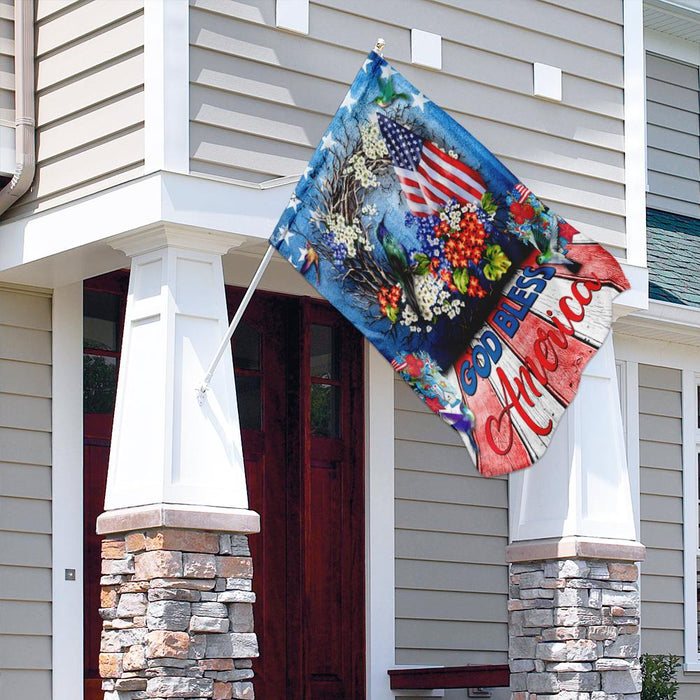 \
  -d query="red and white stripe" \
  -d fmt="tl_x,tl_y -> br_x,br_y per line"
394,141 -> 486,217
391,358 -> 407,372
514,183 -> 531,204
